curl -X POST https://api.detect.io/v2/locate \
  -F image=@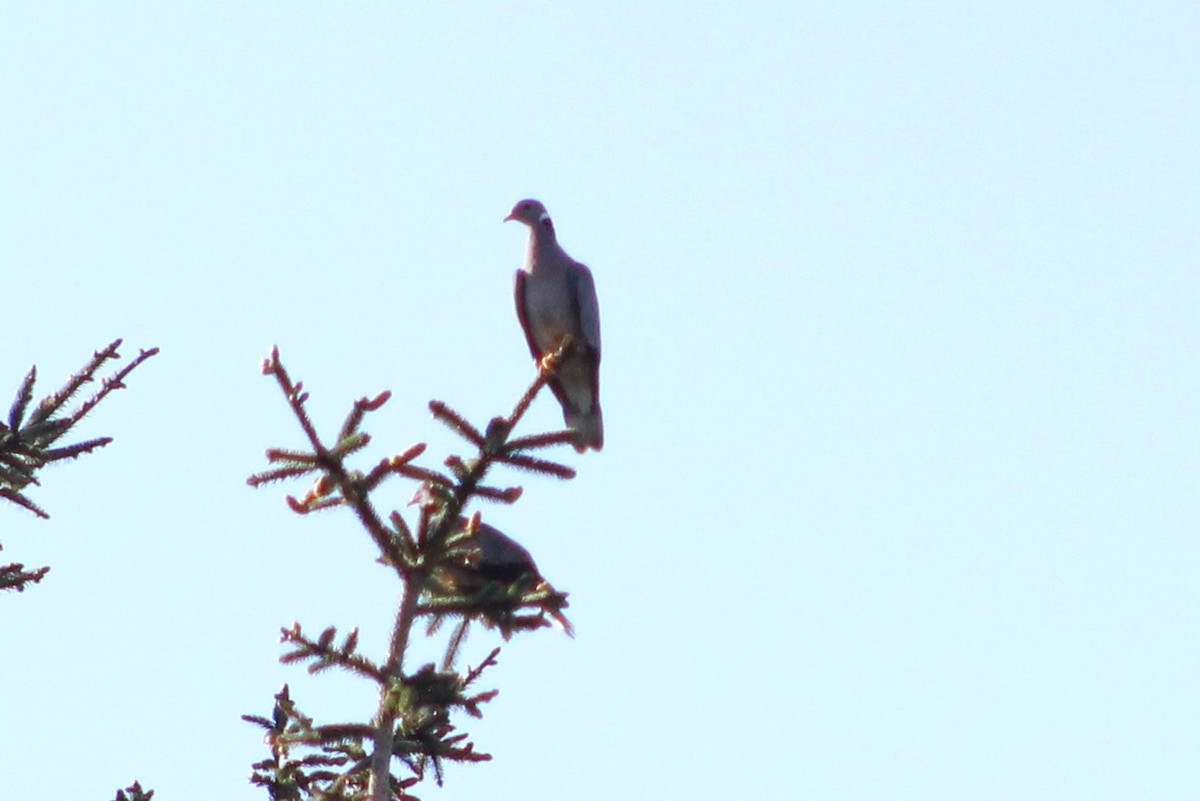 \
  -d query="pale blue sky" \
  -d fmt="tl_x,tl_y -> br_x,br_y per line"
3,3 -> 1198,799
